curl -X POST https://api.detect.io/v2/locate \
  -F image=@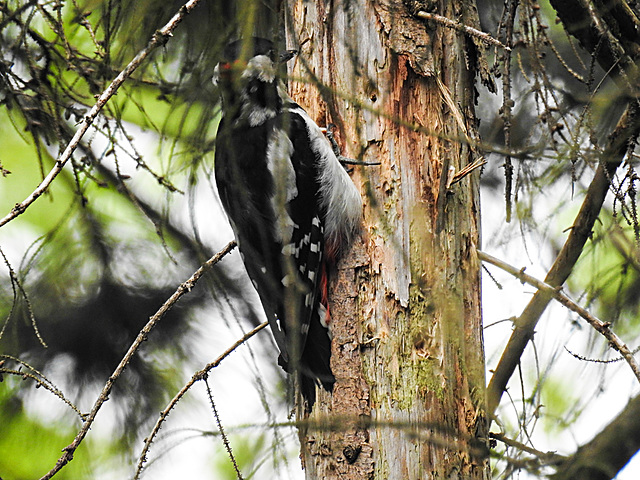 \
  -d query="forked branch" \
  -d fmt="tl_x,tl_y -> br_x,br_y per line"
478,250 -> 640,383
134,320 -> 268,479
0,0 -> 204,230
486,103 -> 640,417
